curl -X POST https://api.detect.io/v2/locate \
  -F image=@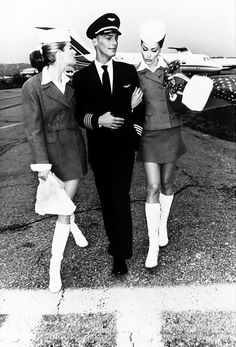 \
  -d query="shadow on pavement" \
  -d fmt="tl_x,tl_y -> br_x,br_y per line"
181,106 -> 235,142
